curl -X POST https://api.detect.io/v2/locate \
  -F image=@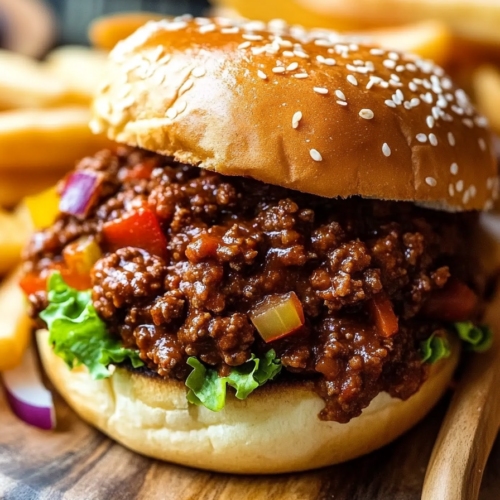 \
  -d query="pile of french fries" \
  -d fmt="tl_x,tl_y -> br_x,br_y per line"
0,45 -> 113,281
